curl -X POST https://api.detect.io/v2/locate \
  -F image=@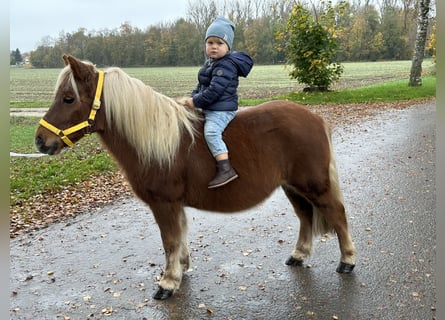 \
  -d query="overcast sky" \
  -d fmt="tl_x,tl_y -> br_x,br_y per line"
10,0 -> 188,53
